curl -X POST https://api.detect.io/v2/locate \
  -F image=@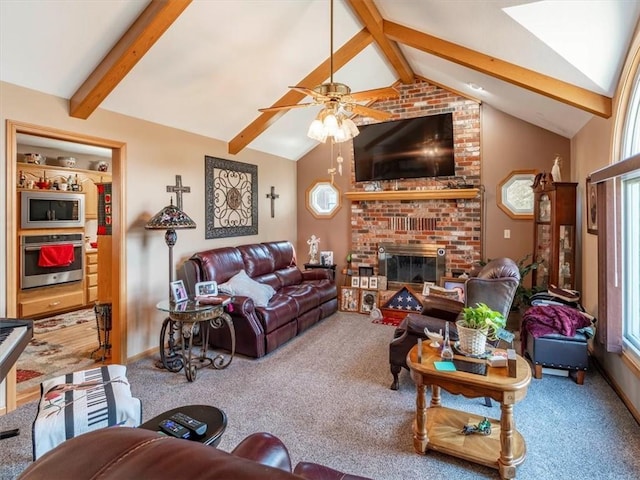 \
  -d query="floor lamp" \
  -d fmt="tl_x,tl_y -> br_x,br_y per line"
145,198 -> 196,298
